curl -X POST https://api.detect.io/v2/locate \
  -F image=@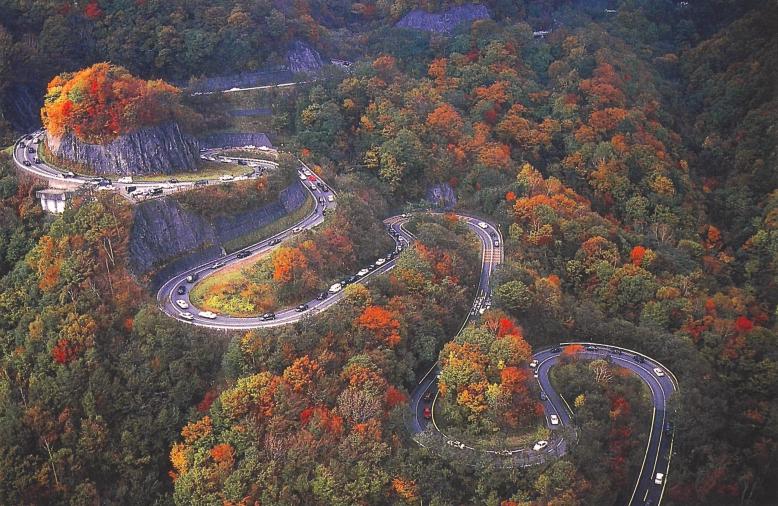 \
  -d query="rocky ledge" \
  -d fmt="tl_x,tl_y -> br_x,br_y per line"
46,122 -> 199,175
395,4 -> 490,33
